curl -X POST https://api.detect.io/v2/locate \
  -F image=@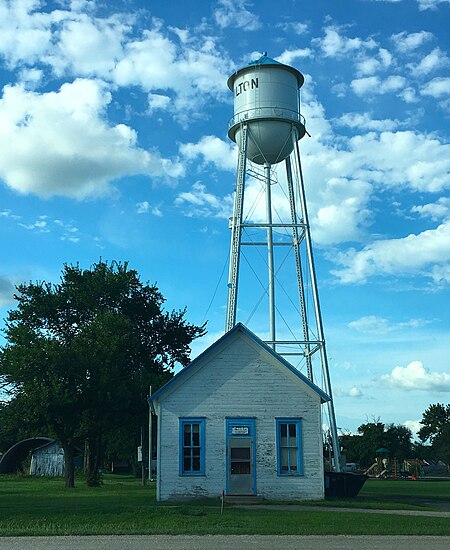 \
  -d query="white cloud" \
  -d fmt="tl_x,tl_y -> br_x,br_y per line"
0,80 -> 183,199
0,3 -> 233,126
336,112 -> 400,131
309,178 -> 373,245
213,0 -> 262,31
351,75 -> 406,96
355,49 -> 393,77
391,31 -> 434,53
410,48 -> 449,75
417,0 -> 450,10
431,263 -> 450,284
349,387 -> 363,398
381,361 -> 450,392
404,420 -> 422,436
148,93 -> 171,113
421,77 -> 450,98
348,315 -> 429,334
347,131 -> 450,193
175,182 -> 233,219
19,219 -> 50,233
276,22 -> 309,35
136,201 -> 162,216
179,135 -> 237,171
317,27 -> 377,58
412,197 -> 450,221
276,48 -> 312,66
332,219 -> 450,283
